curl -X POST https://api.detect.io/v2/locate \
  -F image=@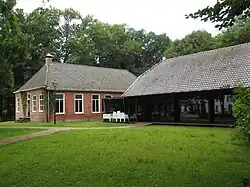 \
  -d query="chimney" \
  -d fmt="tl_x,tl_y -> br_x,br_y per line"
45,53 -> 53,65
